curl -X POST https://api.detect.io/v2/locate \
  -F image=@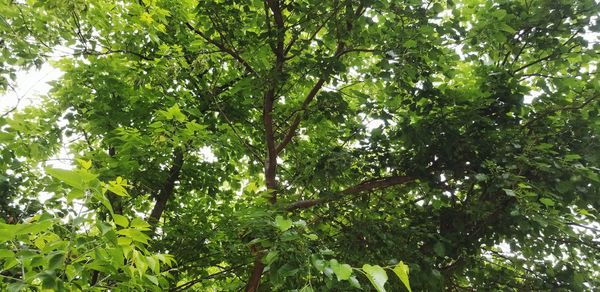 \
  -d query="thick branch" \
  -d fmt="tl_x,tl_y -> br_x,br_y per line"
244,249 -> 266,292
286,175 -> 414,211
275,78 -> 325,153
266,0 -> 285,60
275,3 -> 365,153
149,148 -> 184,225
249,3 -> 364,292
263,86 -> 278,194
262,0 -> 287,198
275,41 -> 346,154
248,3 -> 287,290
